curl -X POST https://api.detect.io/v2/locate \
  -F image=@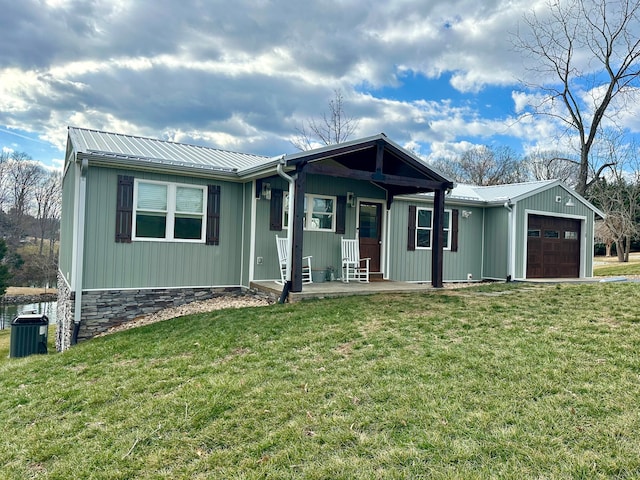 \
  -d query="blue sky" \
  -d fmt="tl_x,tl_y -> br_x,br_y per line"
1,0 -> 638,170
